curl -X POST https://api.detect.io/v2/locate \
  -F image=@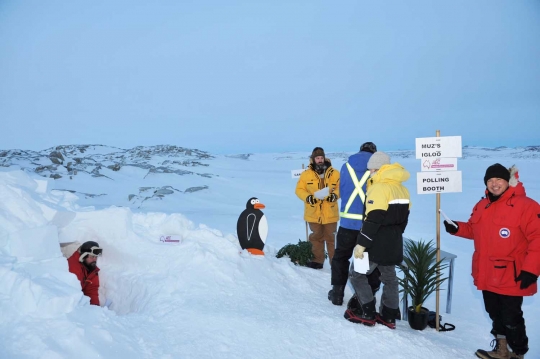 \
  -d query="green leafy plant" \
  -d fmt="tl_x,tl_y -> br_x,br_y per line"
398,239 -> 449,313
276,240 -> 314,266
